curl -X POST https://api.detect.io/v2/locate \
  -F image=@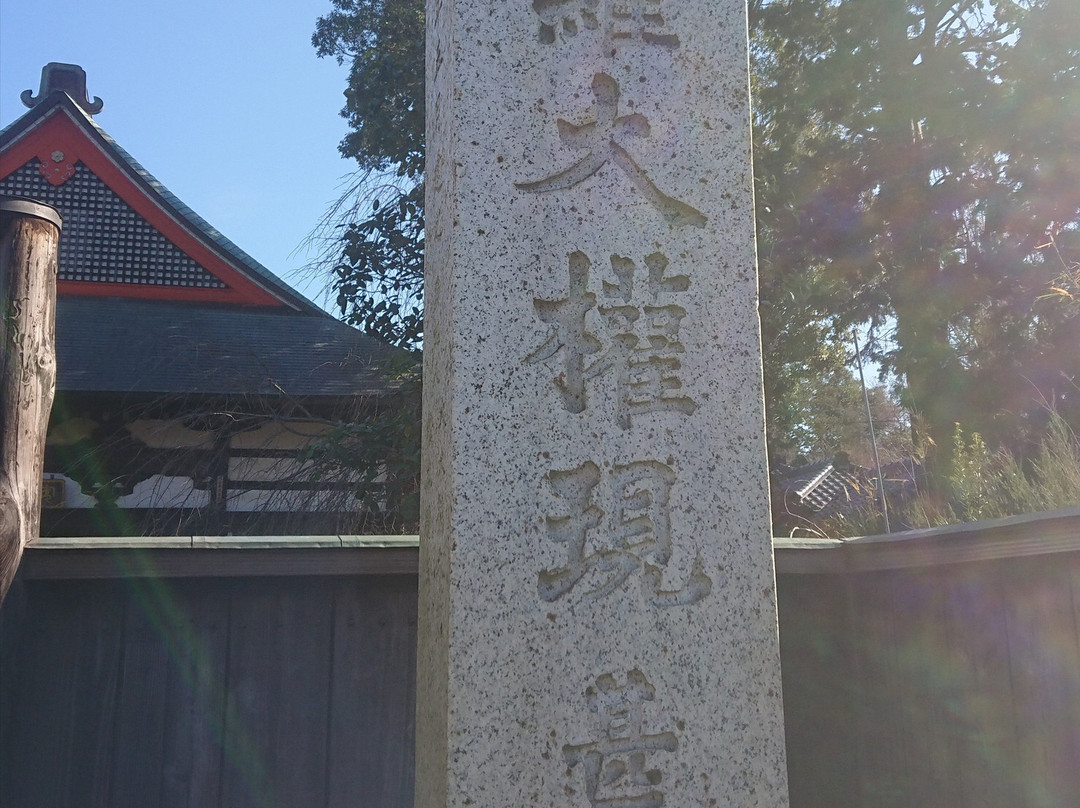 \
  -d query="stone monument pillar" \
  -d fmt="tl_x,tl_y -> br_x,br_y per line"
419,1 -> 790,806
